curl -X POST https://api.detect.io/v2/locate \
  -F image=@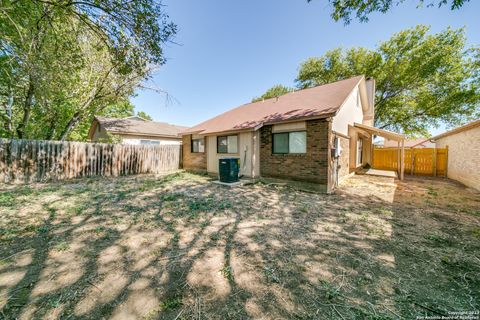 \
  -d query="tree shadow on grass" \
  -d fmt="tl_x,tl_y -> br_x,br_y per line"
389,177 -> 480,318
1,173 -> 479,319
0,172 -> 251,319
